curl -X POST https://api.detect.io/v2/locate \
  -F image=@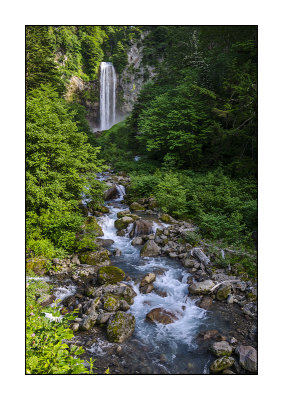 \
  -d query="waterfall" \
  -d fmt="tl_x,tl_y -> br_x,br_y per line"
99,62 -> 117,131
